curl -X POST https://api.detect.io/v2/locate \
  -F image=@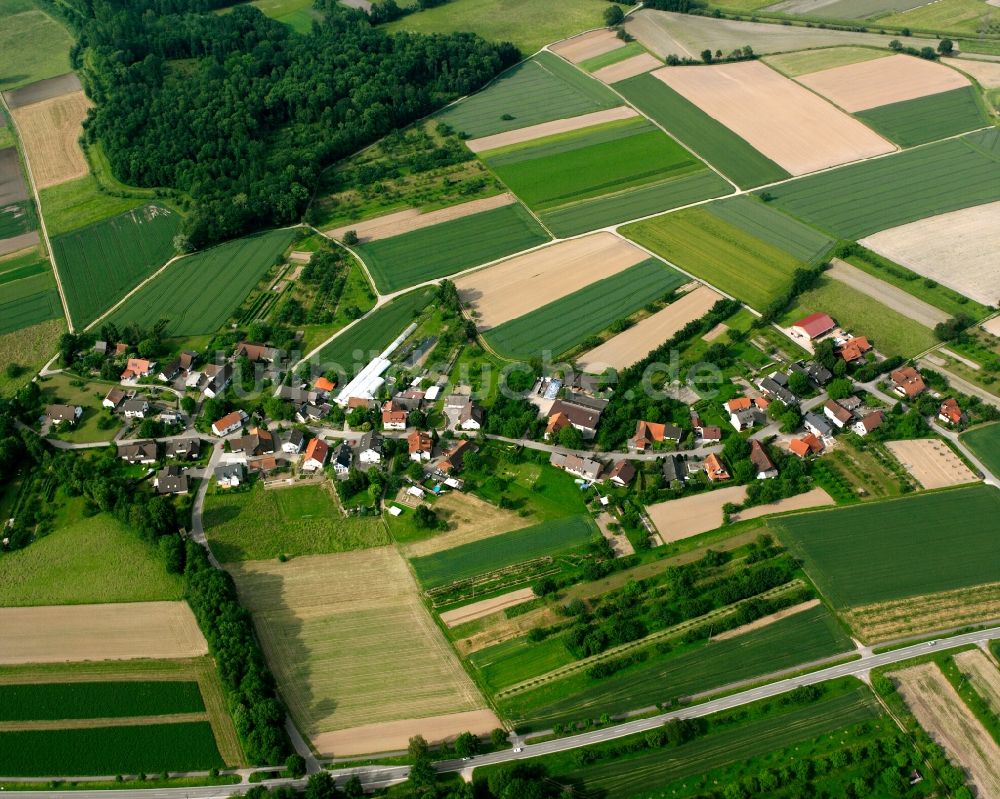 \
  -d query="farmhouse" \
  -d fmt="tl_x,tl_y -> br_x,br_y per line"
789,433 -> 824,458
629,420 -> 683,452
890,366 -> 926,399
282,429 -> 305,453
333,441 -> 353,475
121,358 -> 154,382
45,404 -> 82,426
791,312 -> 835,341
203,363 -> 234,398
122,398 -> 149,419
609,459 -> 636,486
166,437 -> 201,460
381,400 -> 408,431
231,427 -> 275,456
302,438 -> 330,472
347,396 -> 374,410
836,336 -> 873,364
392,388 -> 425,410
276,385 -> 319,404
154,465 -> 188,494
548,398 -> 602,439
823,399 -> 854,429
118,440 -> 158,464
853,410 -> 886,437
749,440 -> 778,479
408,430 -> 433,462
236,342 -> 281,362
179,350 -> 199,370
661,454 -> 688,484
439,438 -> 474,473
551,452 -> 603,482
939,398 -> 964,426
358,431 -> 384,465
212,410 -> 247,436
804,411 -> 834,440
215,463 -> 244,488
545,412 -> 570,440
103,388 -> 126,409
703,453 -> 730,482
757,372 -> 797,406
